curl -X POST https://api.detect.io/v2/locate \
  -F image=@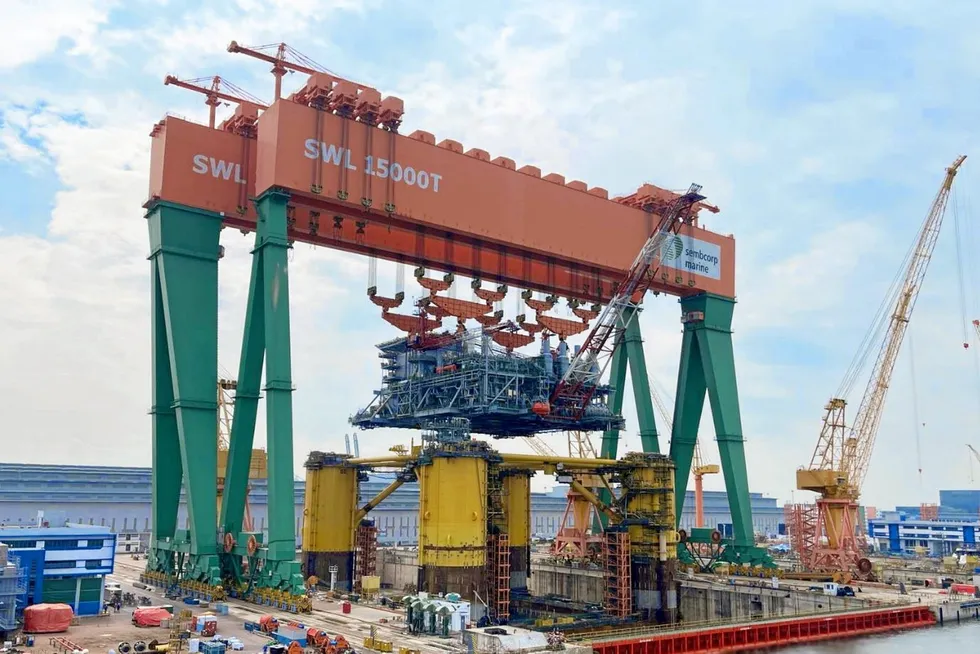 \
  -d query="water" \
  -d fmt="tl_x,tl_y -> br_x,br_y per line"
780,620 -> 980,652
